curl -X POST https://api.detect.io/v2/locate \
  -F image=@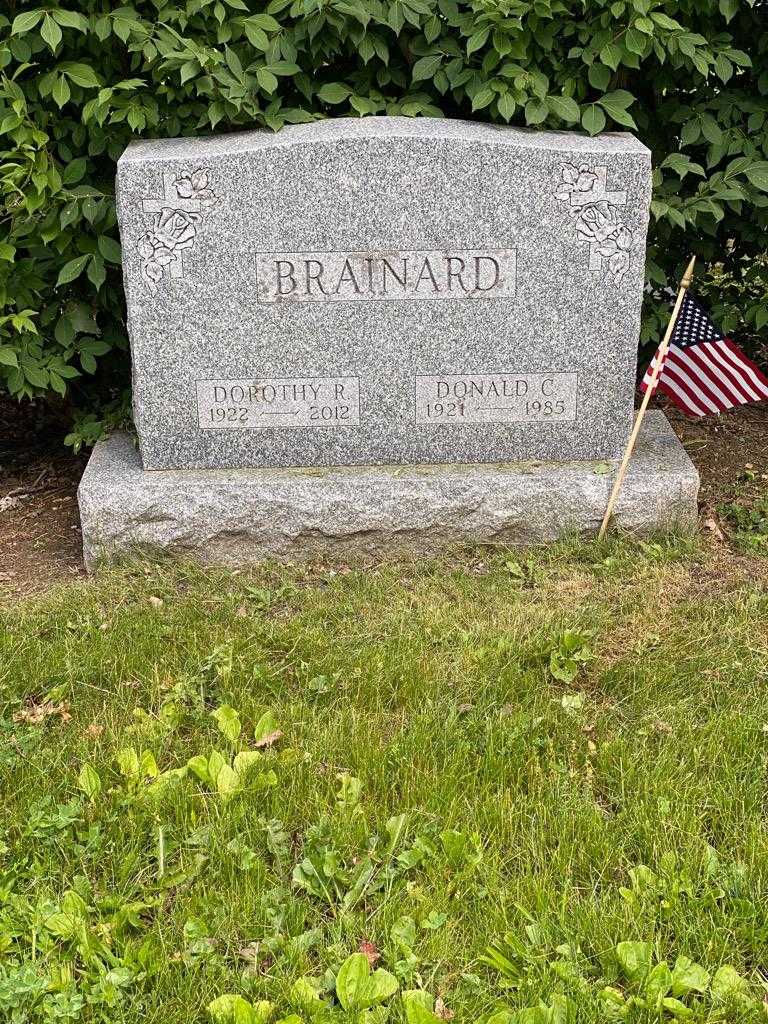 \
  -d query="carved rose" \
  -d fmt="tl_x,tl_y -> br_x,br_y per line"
152,207 -> 200,251
575,201 -> 621,244
137,210 -> 199,295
